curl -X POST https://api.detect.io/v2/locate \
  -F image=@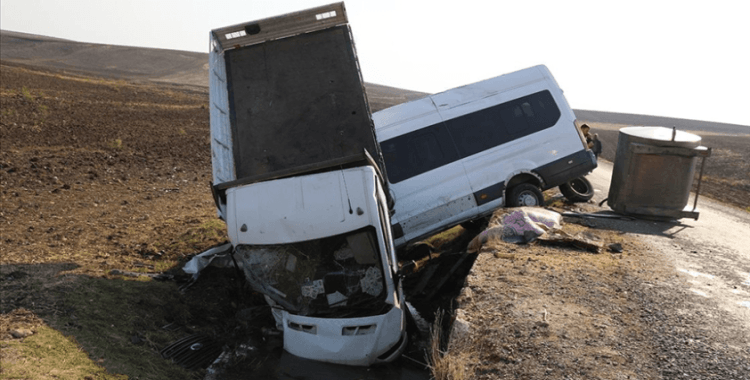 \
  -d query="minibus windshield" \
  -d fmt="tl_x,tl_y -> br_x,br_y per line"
235,226 -> 390,317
